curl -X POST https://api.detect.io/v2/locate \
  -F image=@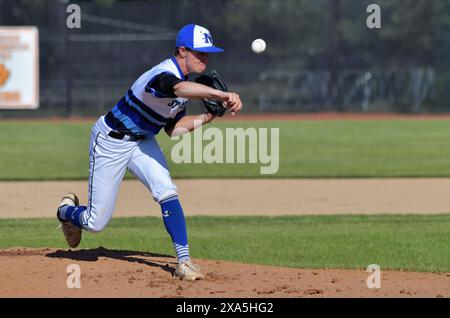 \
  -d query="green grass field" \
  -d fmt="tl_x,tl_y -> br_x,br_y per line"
1,215 -> 449,272
1,120 -> 450,180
